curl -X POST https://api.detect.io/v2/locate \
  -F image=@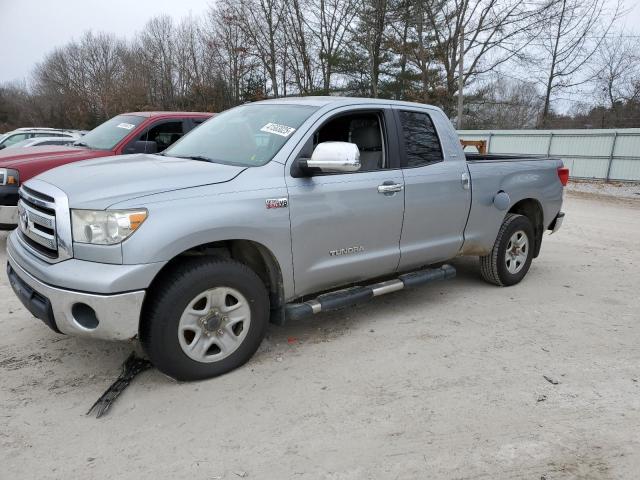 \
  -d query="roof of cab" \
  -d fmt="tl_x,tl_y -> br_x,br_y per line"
123,111 -> 213,118
251,96 -> 443,112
